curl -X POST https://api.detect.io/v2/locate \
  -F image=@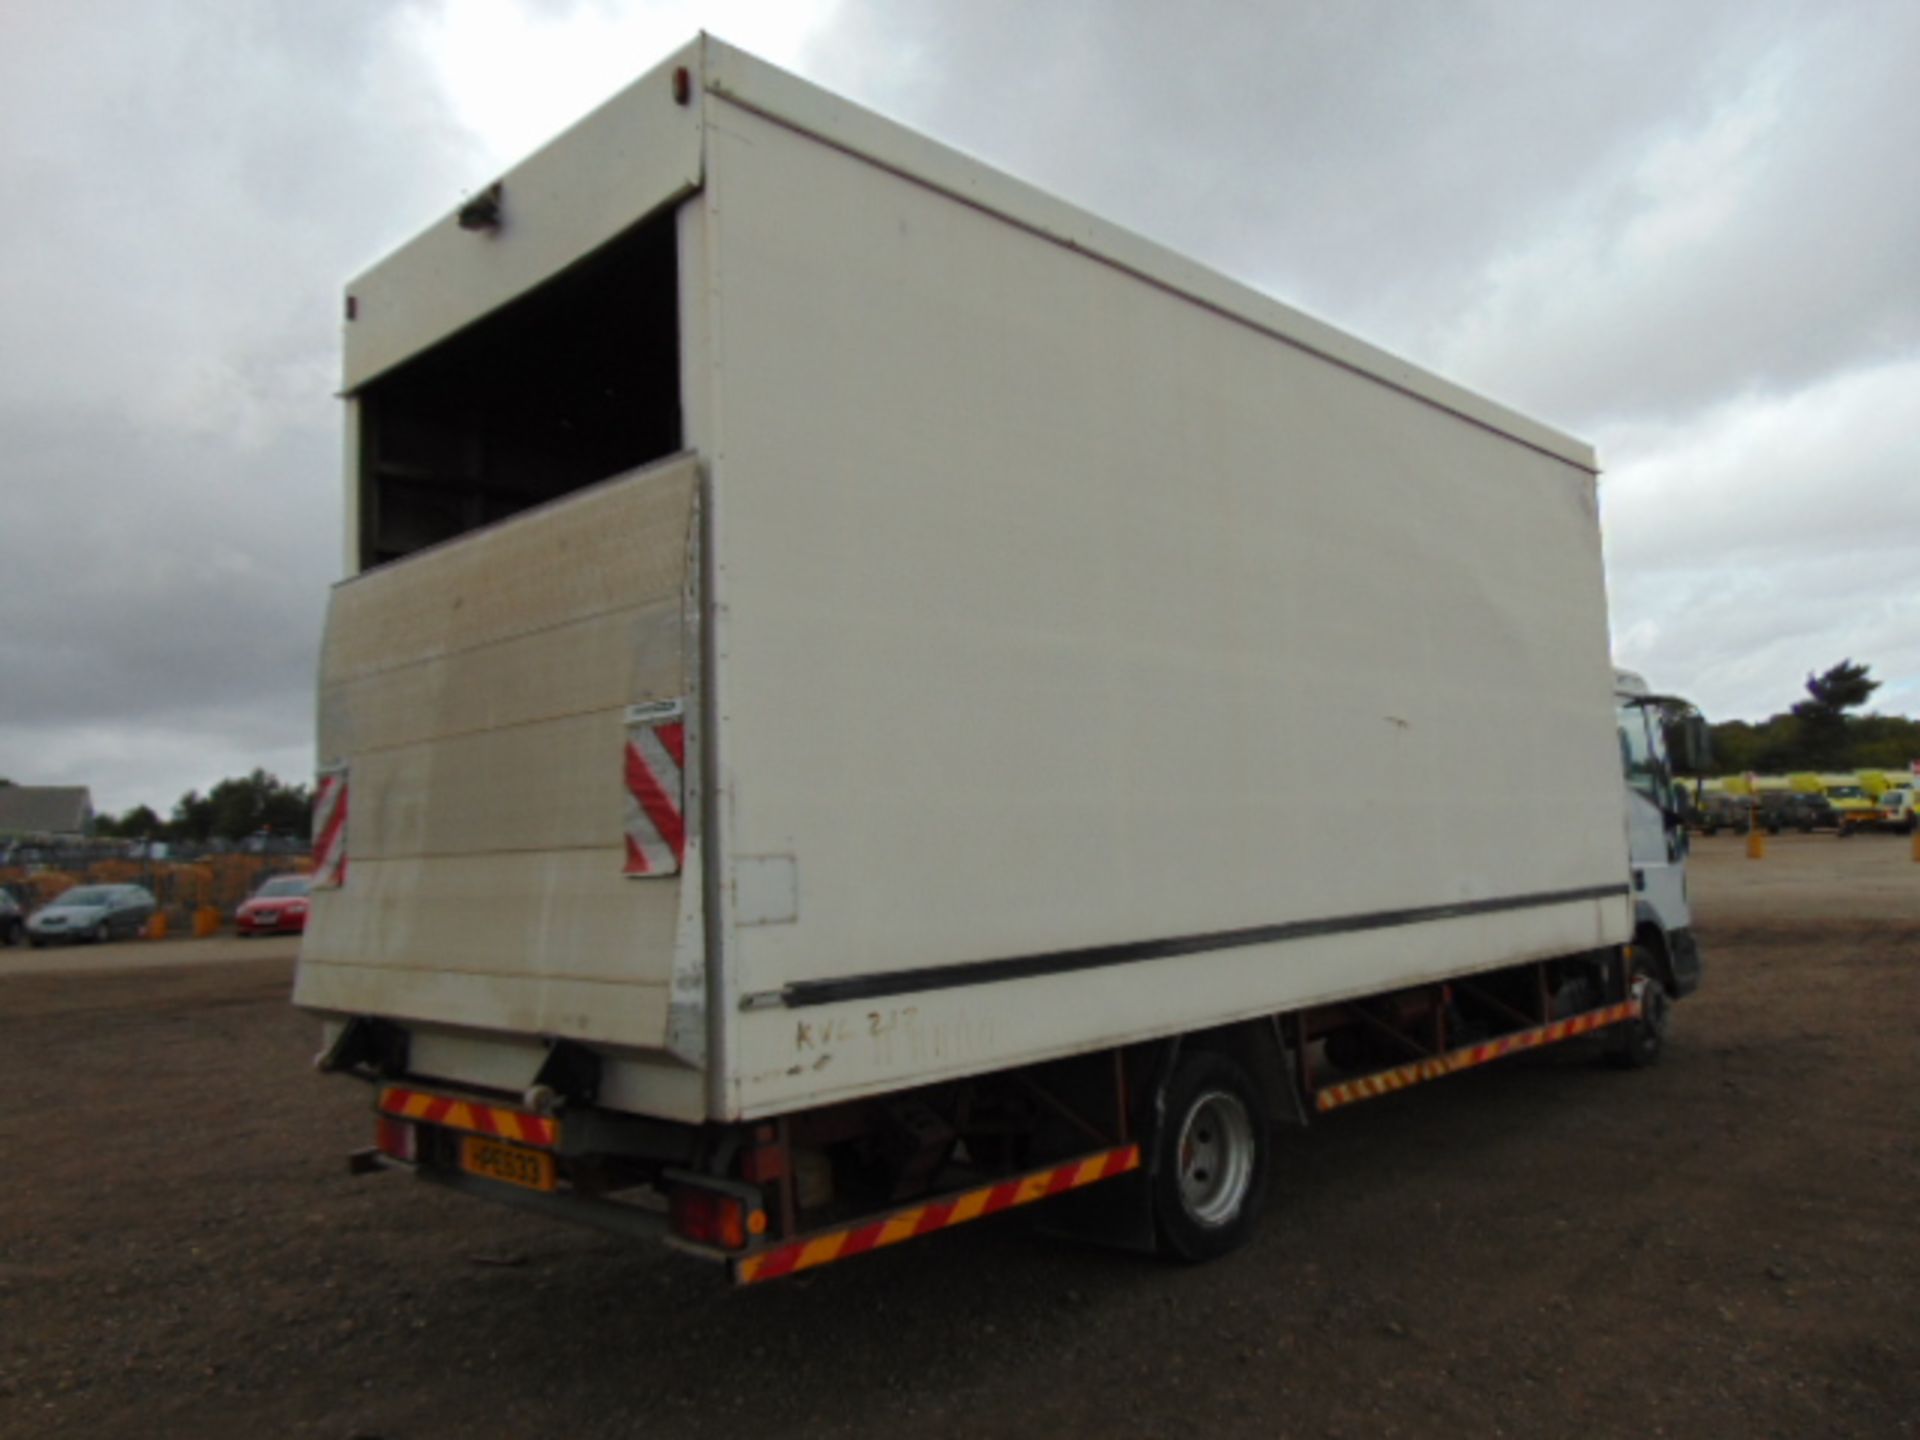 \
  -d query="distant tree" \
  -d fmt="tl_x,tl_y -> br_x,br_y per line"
1750,714 -> 1807,773
1704,711 -> 1801,772
1849,713 -> 1920,772
169,770 -> 312,843
1706,719 -> 1763,775
1795,658 -> 1880,718
1790,659 -> 1880,769
111,804 -> 164,839
1703,660 -> 1915,775
170,789 -> 216,842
